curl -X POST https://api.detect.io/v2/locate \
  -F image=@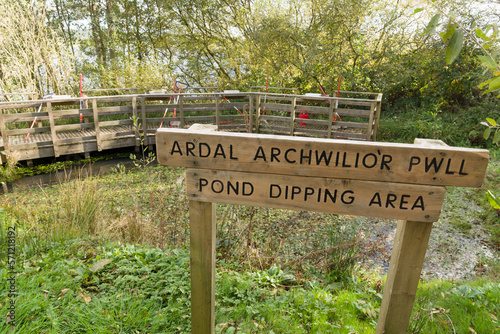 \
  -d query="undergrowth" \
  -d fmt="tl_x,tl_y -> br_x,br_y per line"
0,141 -> 499,332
